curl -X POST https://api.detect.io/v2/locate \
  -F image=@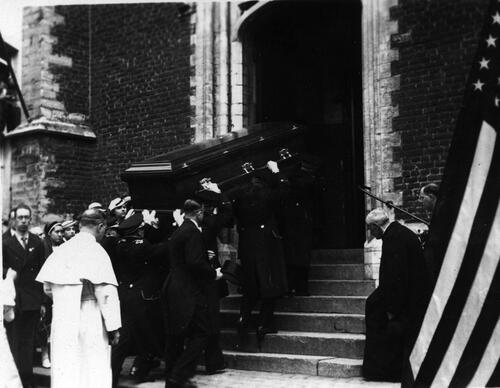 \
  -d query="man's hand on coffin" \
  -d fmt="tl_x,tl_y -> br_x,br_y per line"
215,267 -> 223,281
173,209 -> 184,227
142,209 -> 159,229
267,160 -> 279,173
205,182 -> 221,194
